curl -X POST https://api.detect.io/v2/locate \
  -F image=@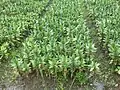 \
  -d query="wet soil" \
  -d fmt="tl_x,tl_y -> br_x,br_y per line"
0,70 -> 120,90
0,0 -> 120,90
